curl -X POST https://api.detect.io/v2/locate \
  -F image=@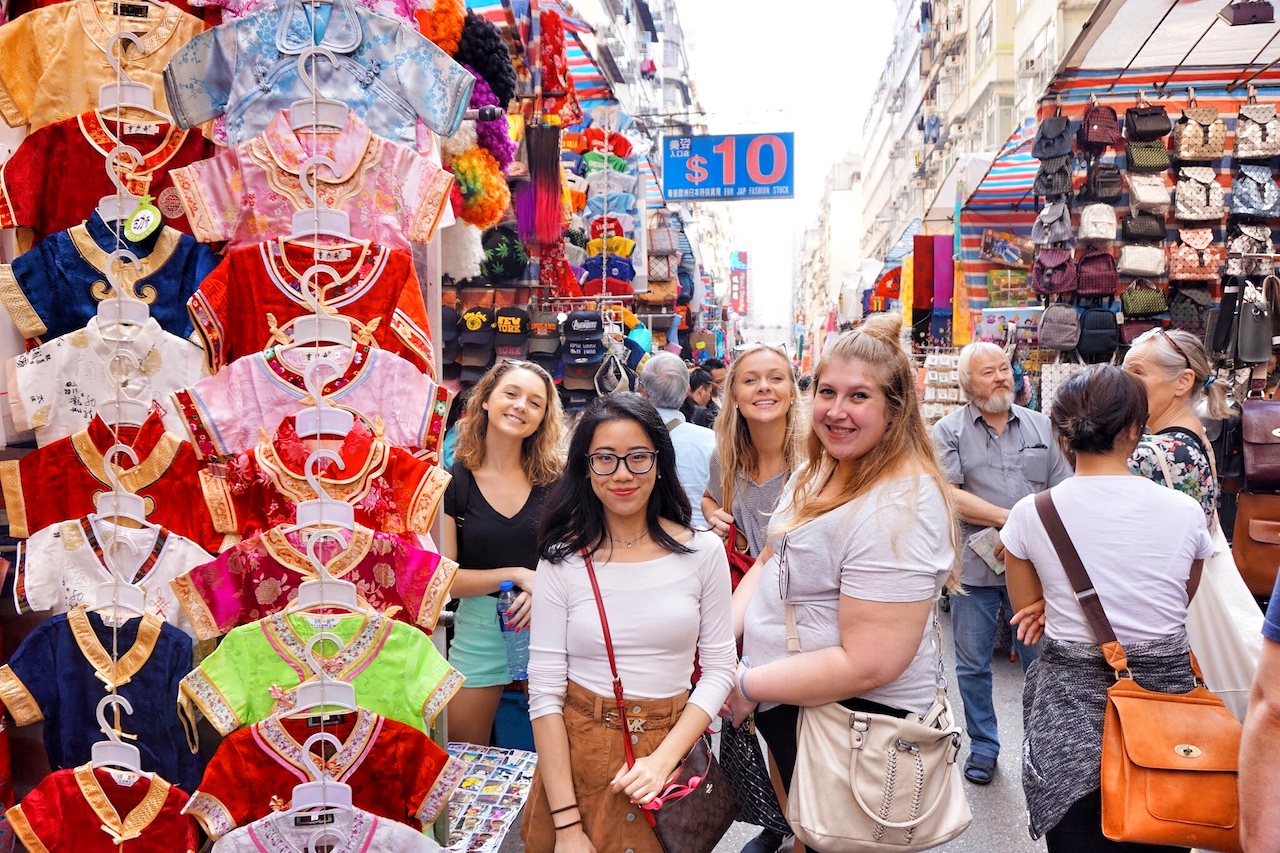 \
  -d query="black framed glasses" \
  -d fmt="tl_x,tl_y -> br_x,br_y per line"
587,450 -> 658,477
